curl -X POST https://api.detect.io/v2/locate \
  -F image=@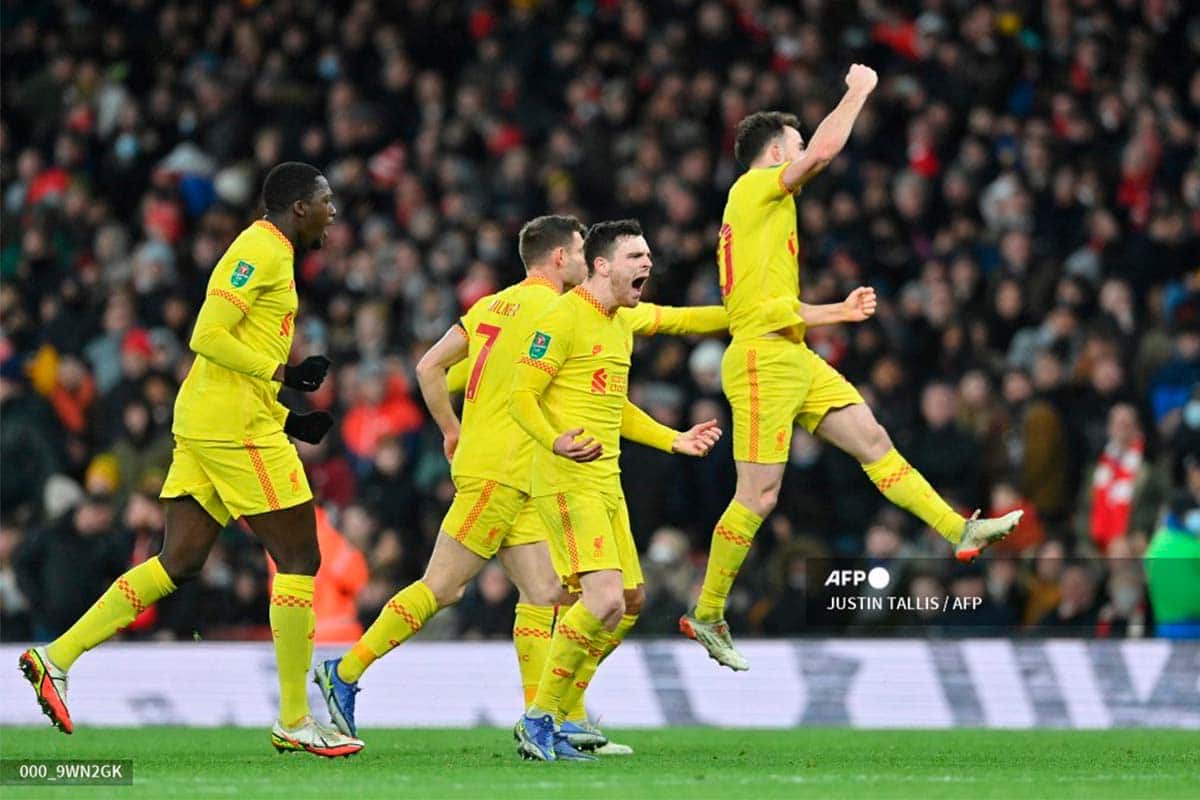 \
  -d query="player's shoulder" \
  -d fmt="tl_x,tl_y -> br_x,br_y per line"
529,289 -> 581,331
225,221 -> 291,274
730,164 -> 786,197
510,275 -> 559,305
